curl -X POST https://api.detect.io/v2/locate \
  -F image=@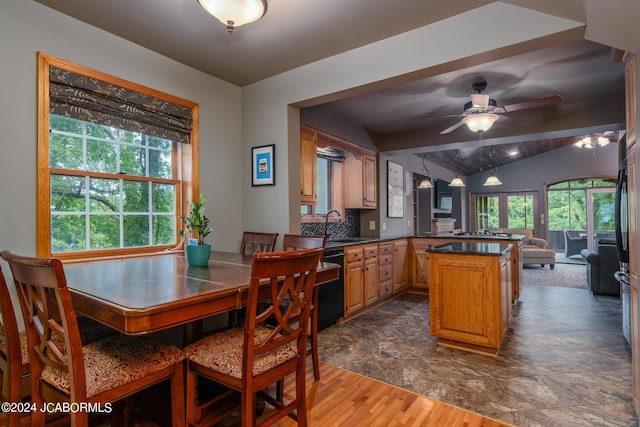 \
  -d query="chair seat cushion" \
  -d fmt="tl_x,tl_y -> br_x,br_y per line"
0,329 -> 29,366
41,335 -> 184,398
184,325 -> 297,379
0,318 -> 119,367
